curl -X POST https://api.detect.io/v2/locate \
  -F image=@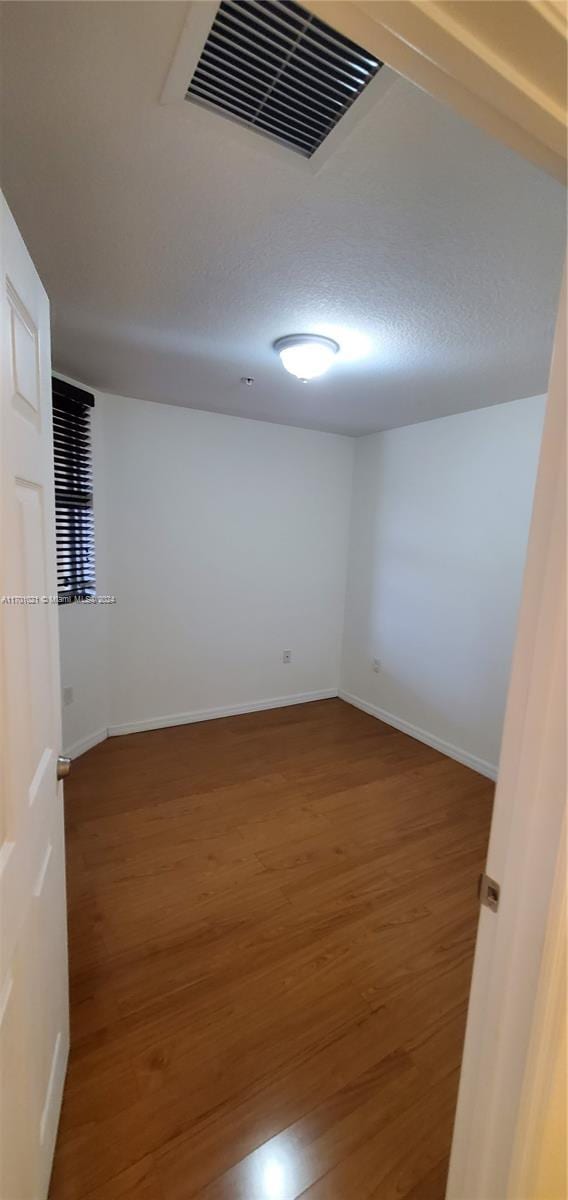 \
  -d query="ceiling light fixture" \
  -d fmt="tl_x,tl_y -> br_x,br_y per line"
274,335 -> 339,382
